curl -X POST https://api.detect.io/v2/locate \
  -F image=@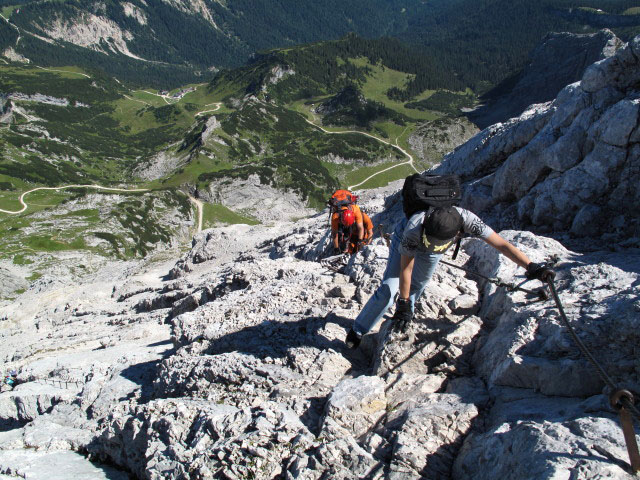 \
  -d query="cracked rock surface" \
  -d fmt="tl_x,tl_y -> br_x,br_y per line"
0,35 -> 639,480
